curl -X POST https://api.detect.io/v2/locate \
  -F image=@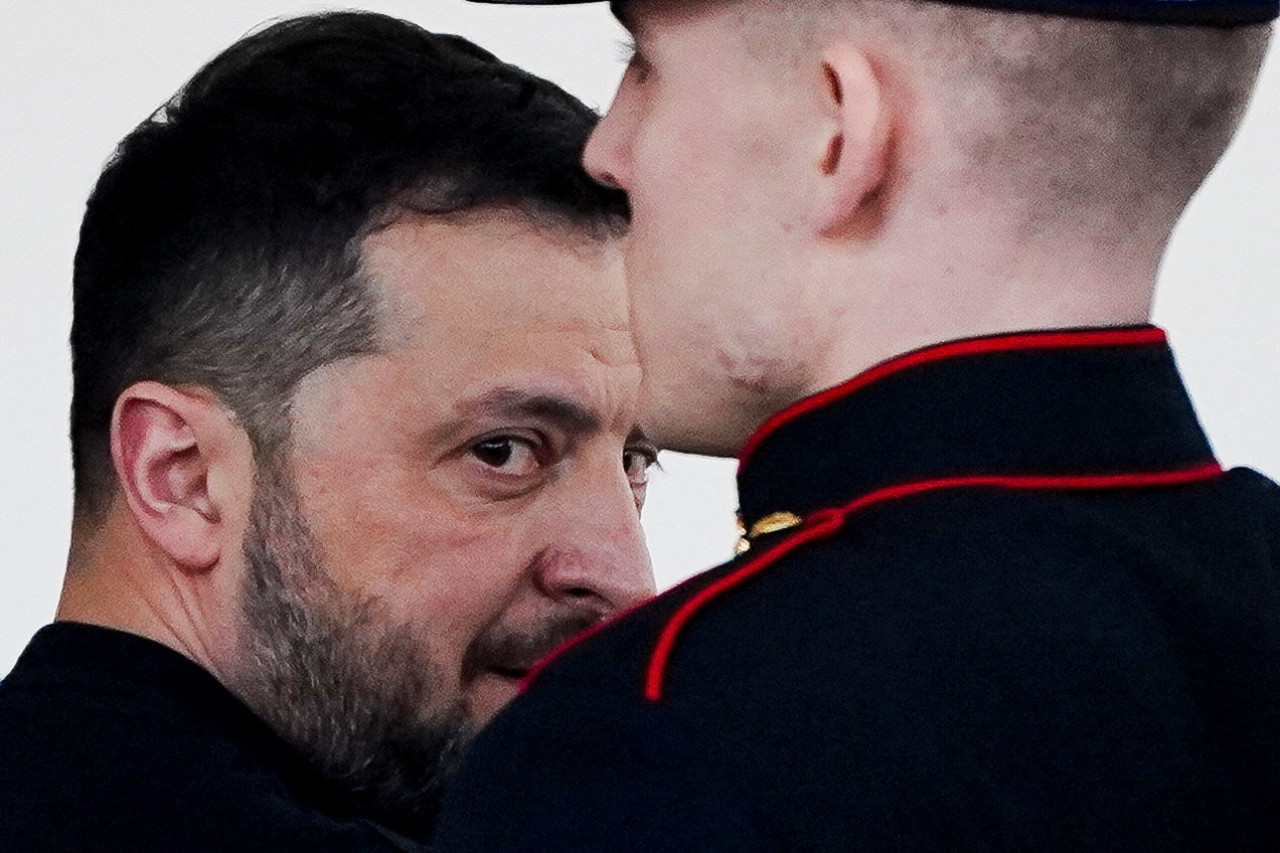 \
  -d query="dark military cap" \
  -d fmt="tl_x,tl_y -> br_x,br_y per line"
469,0 -> 1278,26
